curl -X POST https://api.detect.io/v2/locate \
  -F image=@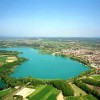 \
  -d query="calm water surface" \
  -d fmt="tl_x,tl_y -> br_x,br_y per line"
0,47 -> 90,79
